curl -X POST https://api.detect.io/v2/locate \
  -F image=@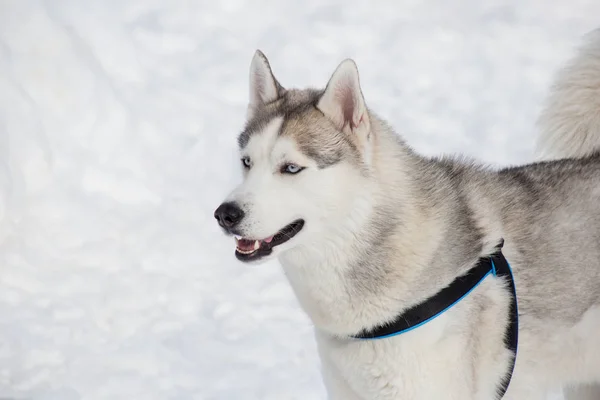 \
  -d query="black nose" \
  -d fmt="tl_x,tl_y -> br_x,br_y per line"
214,202 -> 245,229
